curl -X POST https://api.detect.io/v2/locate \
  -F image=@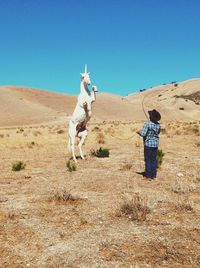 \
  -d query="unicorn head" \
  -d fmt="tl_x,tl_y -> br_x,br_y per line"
80,64 -> 91,86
